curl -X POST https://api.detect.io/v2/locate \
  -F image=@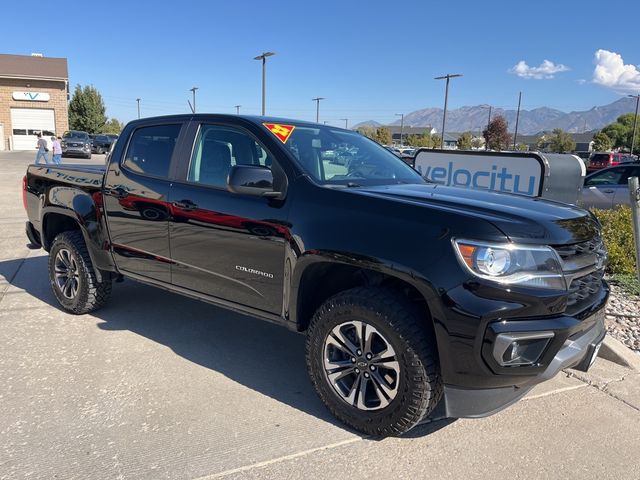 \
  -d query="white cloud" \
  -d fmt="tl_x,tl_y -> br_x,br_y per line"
592,49 -> 640,94
509,59 -> 569,79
